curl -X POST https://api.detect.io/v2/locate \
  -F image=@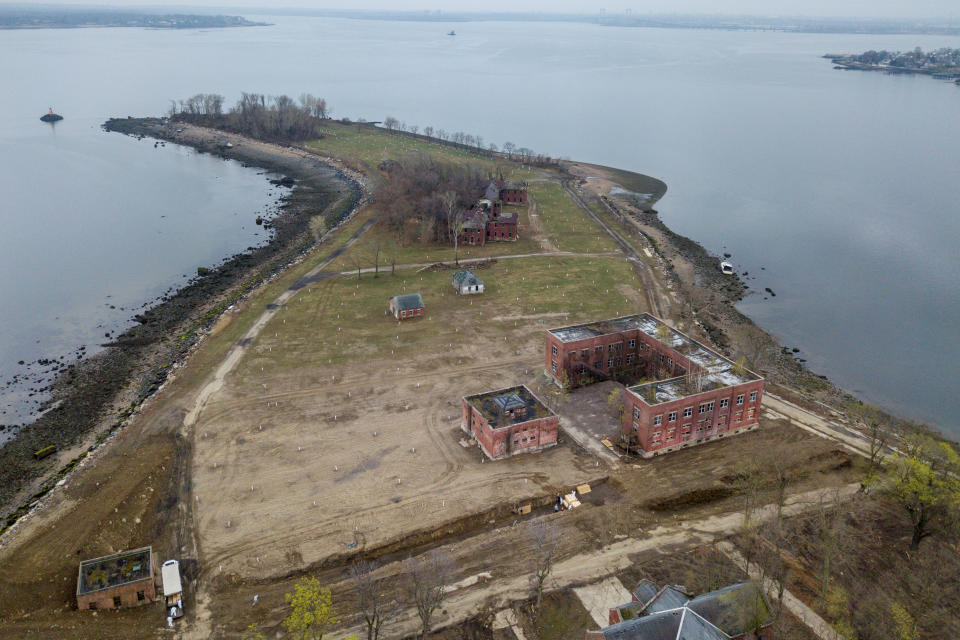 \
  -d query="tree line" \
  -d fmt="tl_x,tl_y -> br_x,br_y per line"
167,92 -> 330,141
381,115 -> 560,167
